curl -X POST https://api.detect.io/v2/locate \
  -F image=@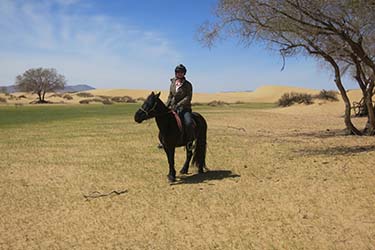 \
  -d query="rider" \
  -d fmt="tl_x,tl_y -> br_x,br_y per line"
166,64 -> 194,151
